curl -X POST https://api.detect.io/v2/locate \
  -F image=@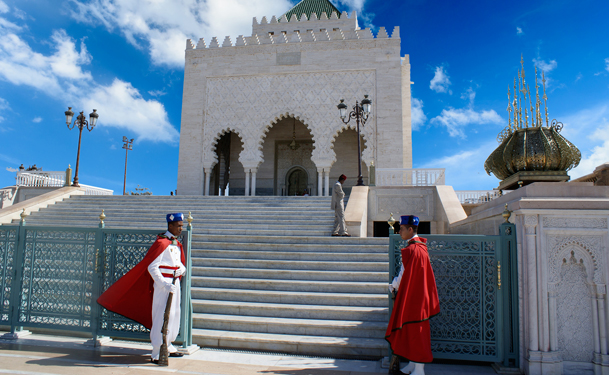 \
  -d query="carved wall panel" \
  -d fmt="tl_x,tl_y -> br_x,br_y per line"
547,235 -> 603,284
204,70 -> 376,168
556,252 -> 594,362
376,194 -> 431,219
543,217 -> 608,229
